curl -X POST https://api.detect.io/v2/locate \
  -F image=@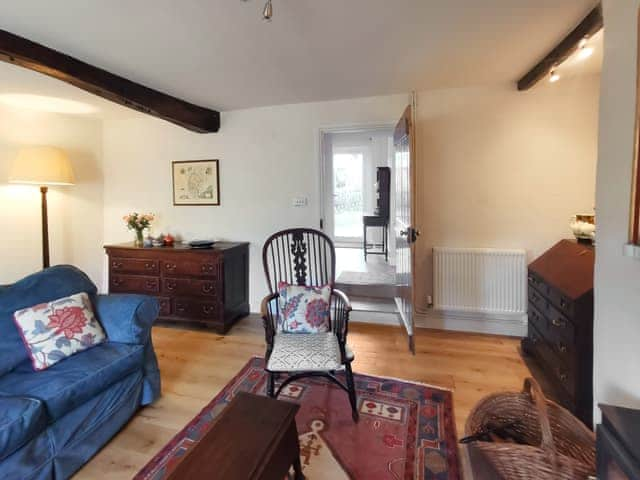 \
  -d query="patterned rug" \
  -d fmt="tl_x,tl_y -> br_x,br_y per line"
135,357 -> 459,480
